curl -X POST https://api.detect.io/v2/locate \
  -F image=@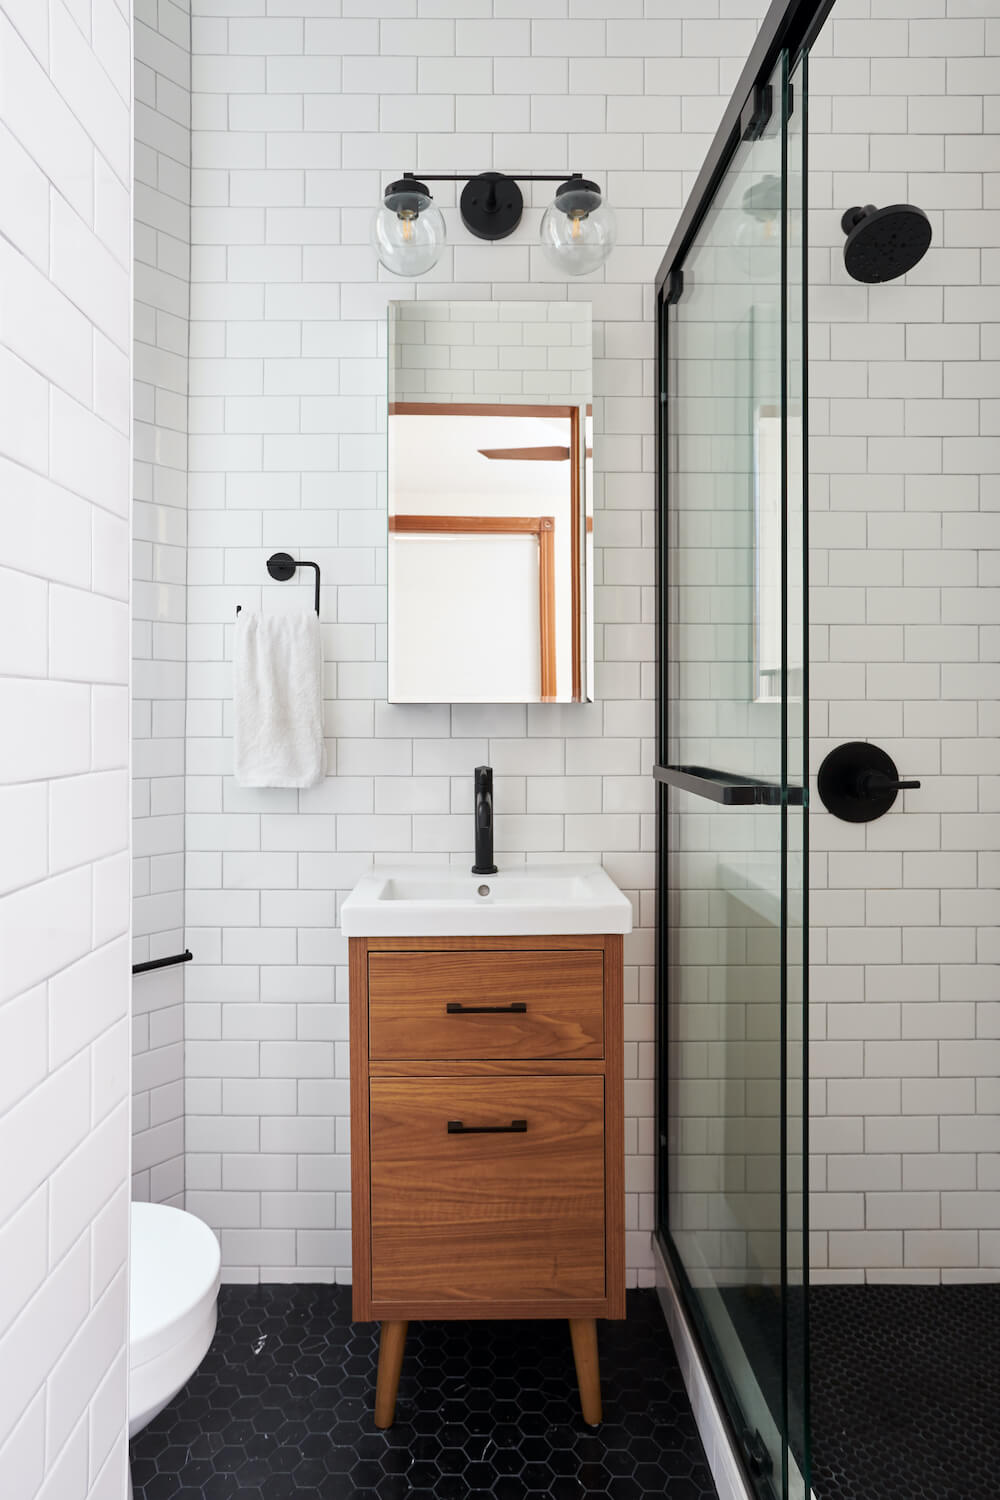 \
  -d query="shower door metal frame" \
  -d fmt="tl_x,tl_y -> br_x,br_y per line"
653,1 -> 833,1495
652,0 -> 834,309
